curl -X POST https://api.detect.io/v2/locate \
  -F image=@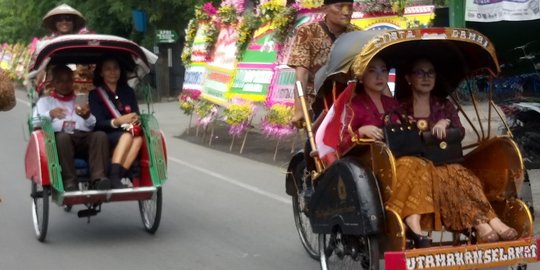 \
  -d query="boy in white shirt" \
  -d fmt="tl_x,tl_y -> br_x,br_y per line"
34,65 -> 110,191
